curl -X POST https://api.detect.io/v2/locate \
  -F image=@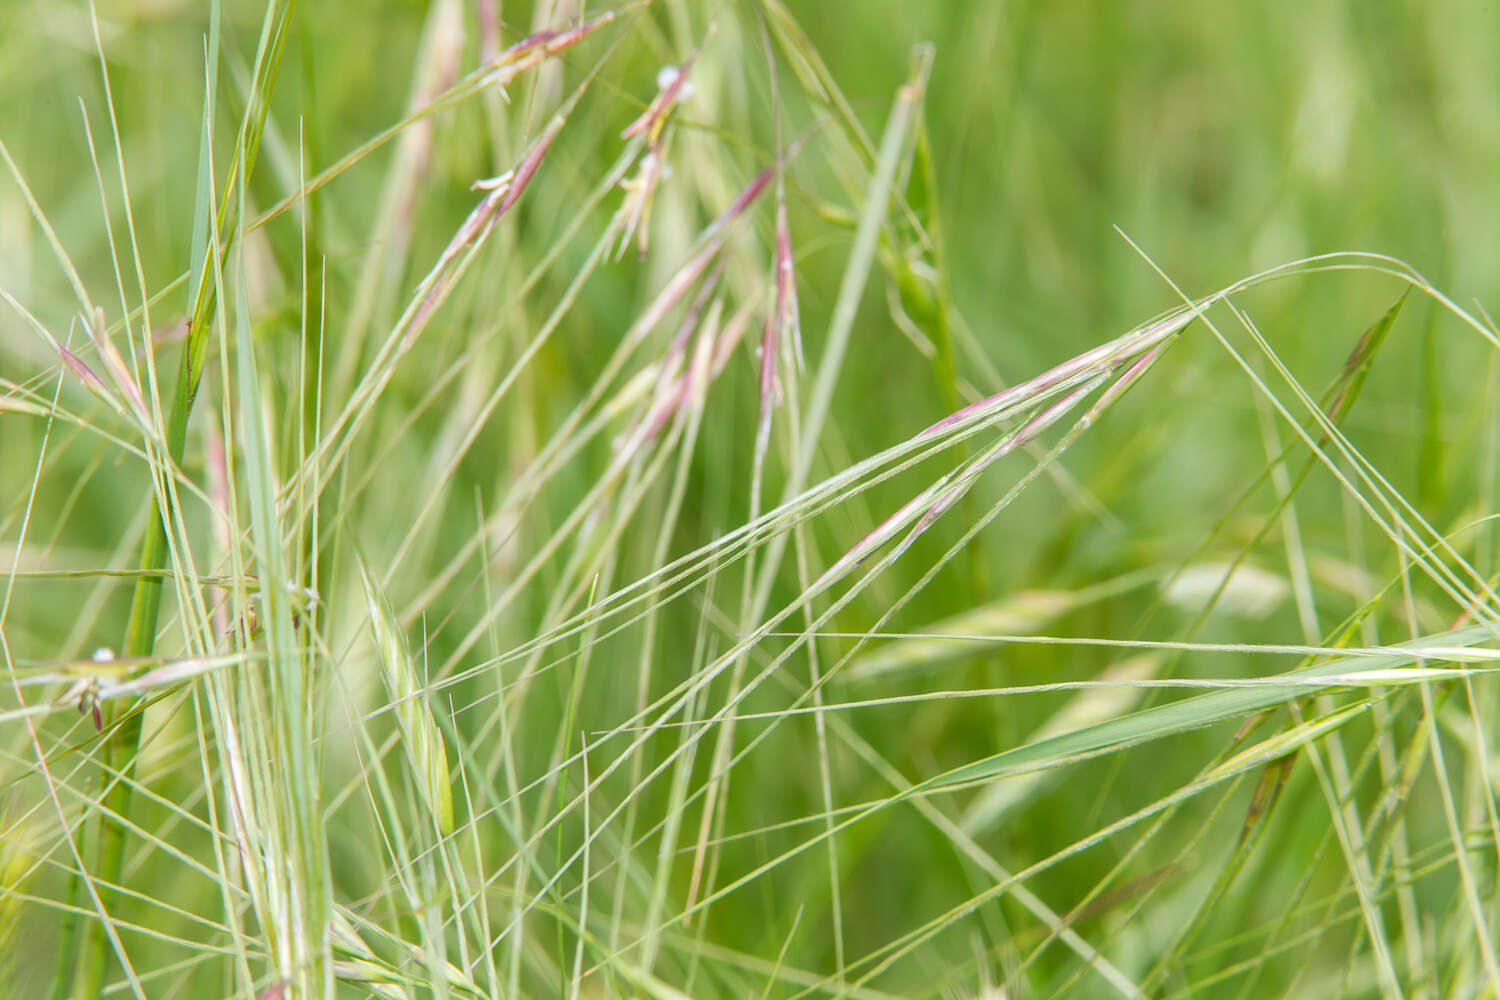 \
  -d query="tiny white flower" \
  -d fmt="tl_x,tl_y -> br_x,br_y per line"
656,64 -> 694,102
91,646 -> 116,663
284,580 -> 321,605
